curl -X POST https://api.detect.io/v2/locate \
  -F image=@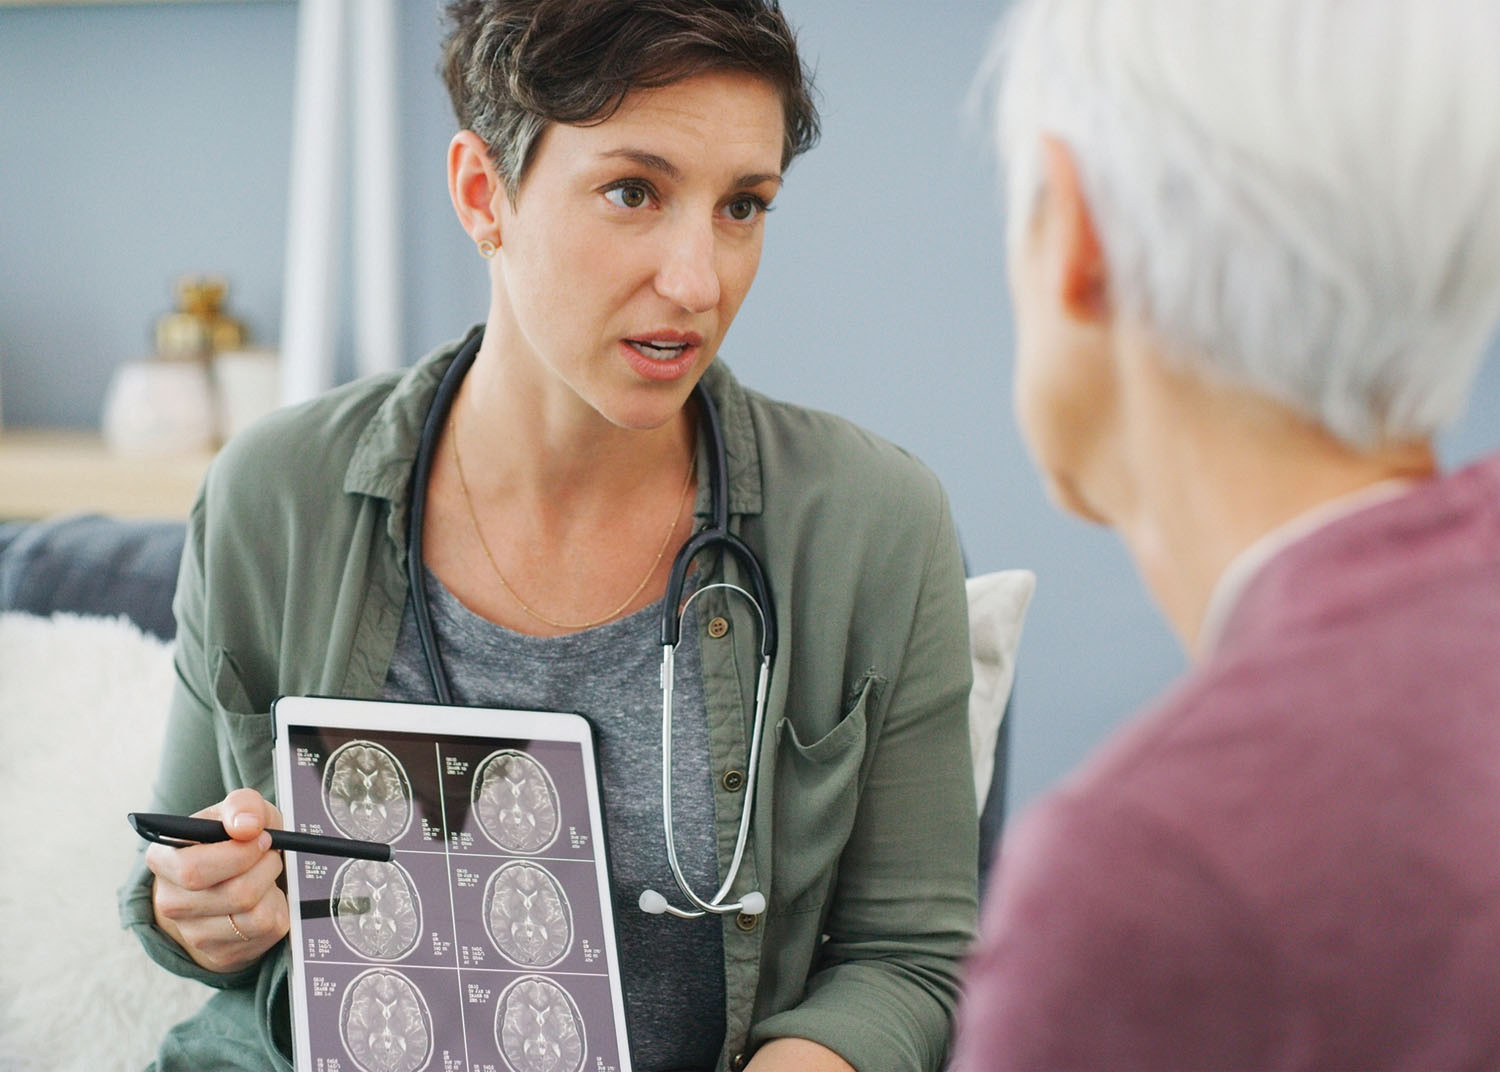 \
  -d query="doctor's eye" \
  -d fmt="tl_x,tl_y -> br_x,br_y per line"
603,181 -> 654,210
722,195 -> 771,223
